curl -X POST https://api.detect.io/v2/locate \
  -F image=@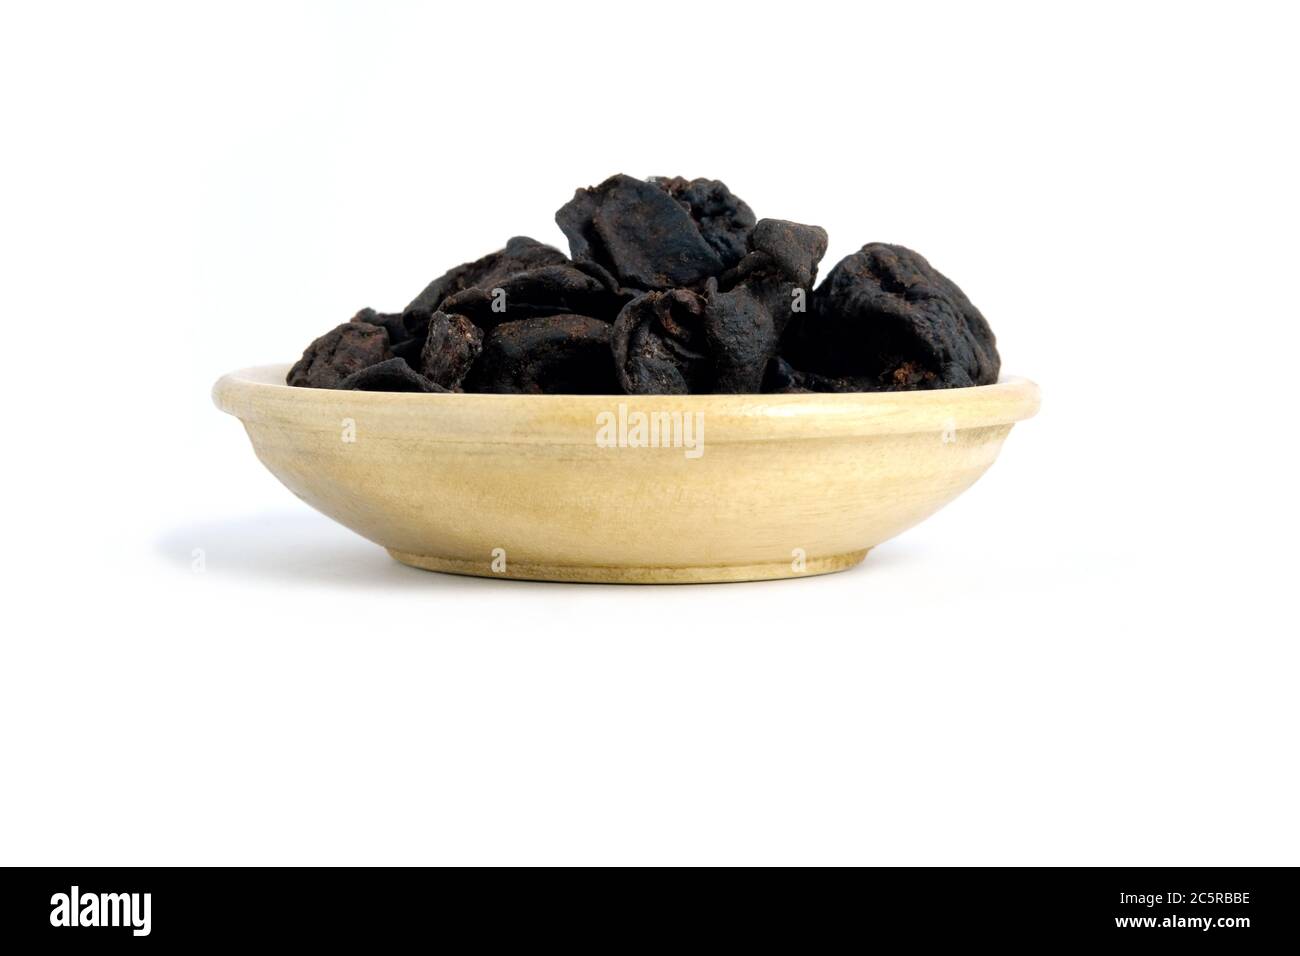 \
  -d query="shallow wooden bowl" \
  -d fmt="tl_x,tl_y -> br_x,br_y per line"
213,364 -> 1040,583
